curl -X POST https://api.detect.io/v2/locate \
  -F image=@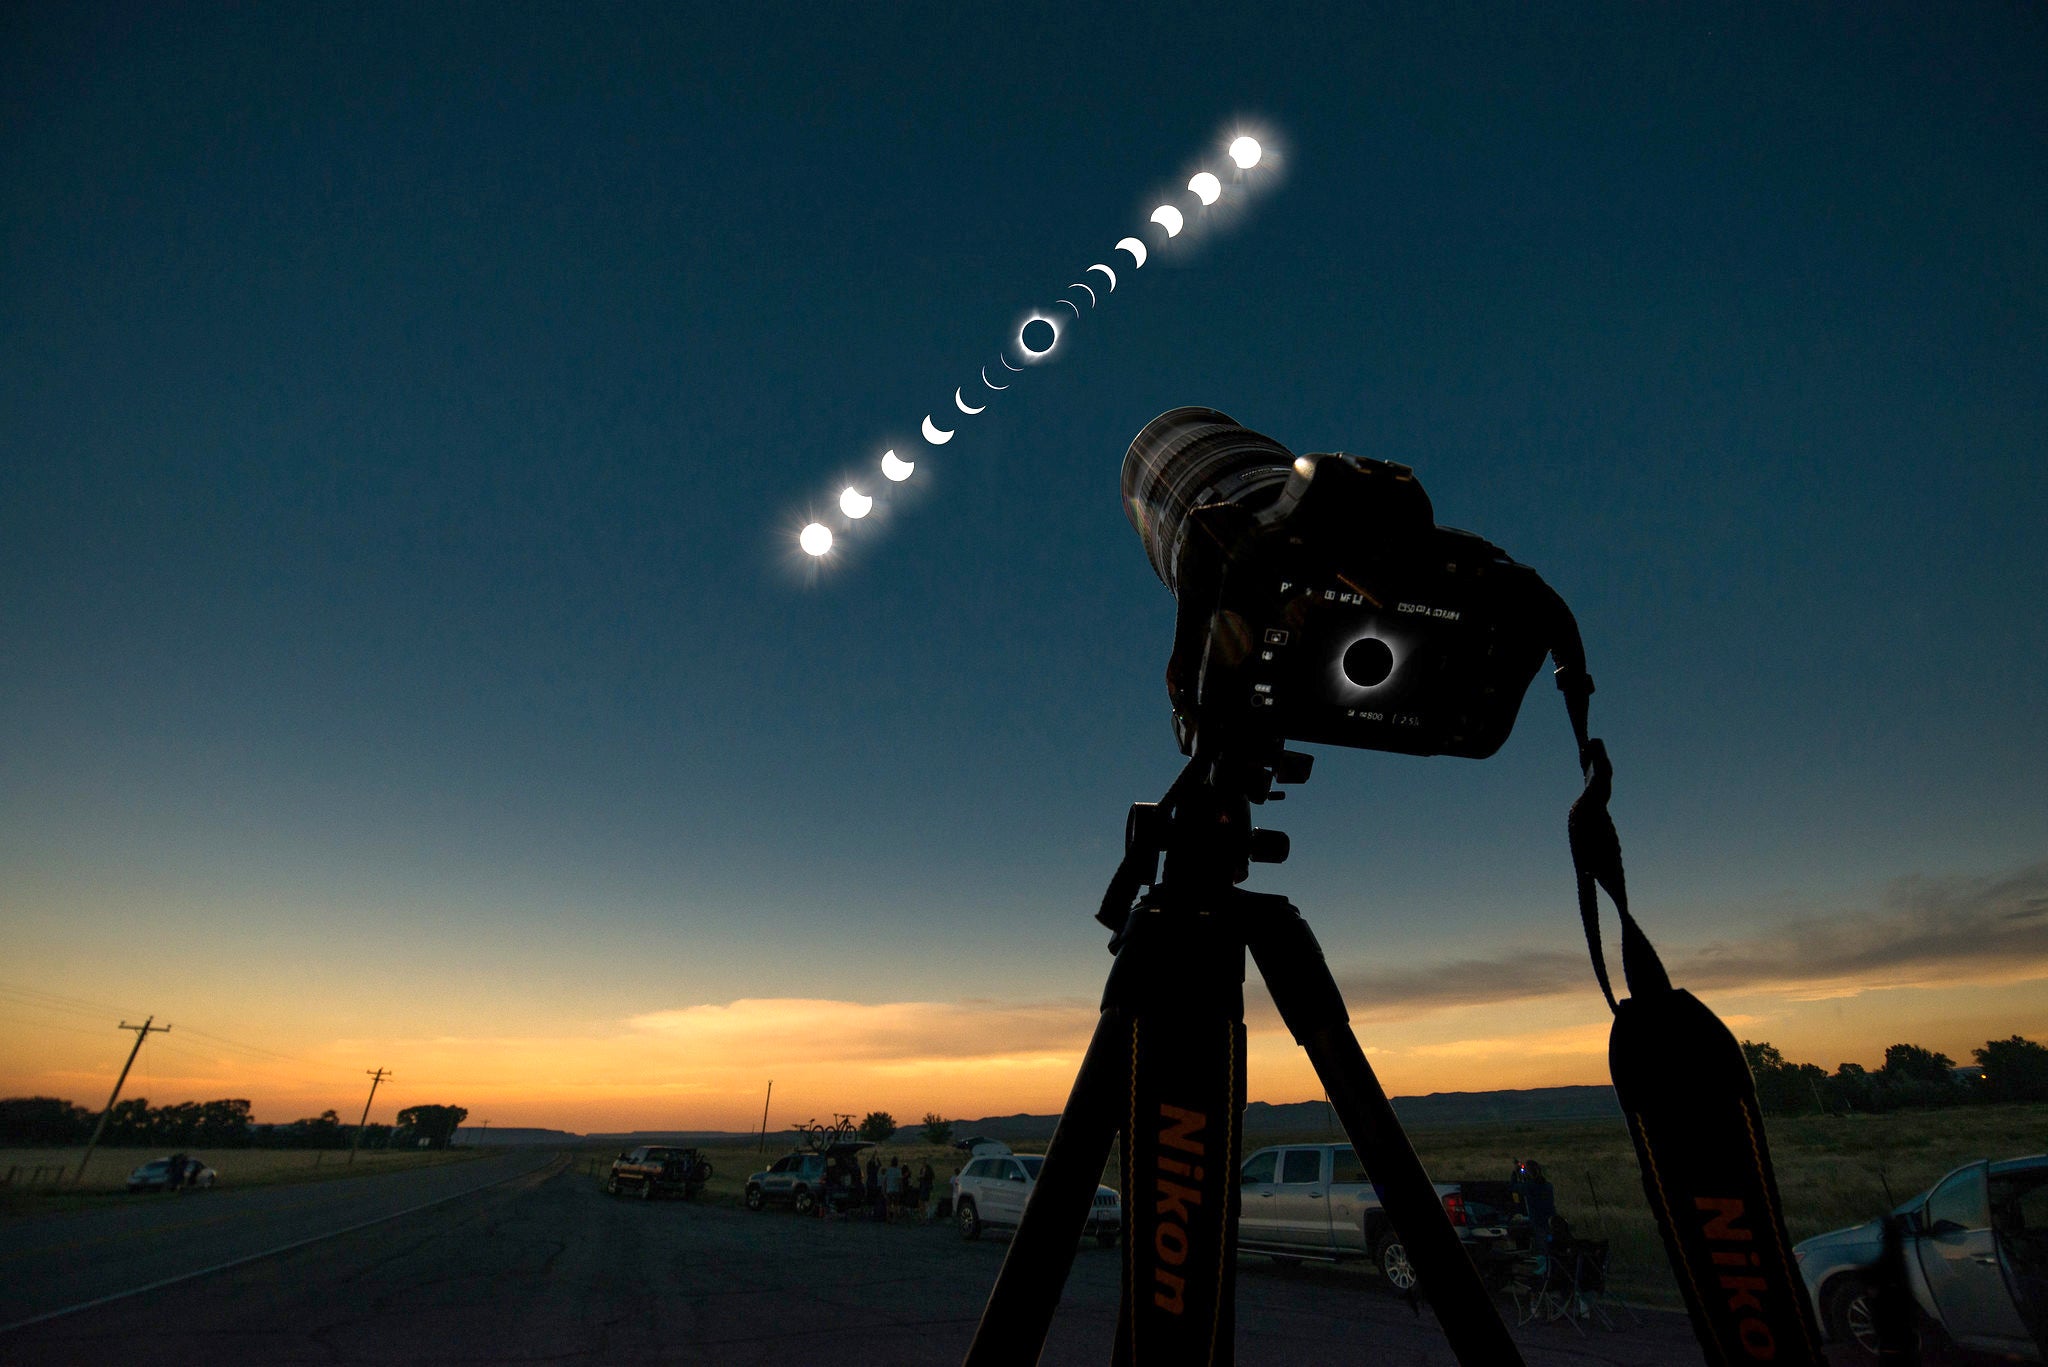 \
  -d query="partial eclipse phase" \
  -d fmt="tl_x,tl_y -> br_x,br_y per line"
881,450 -> 914,481
1189,172 -> 1221,205
955,387 -> 985,414
839,487 -> 873,519
1088,263 -> 1116,291
1151,205 -> 1184,237
921,415 -> 955,445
